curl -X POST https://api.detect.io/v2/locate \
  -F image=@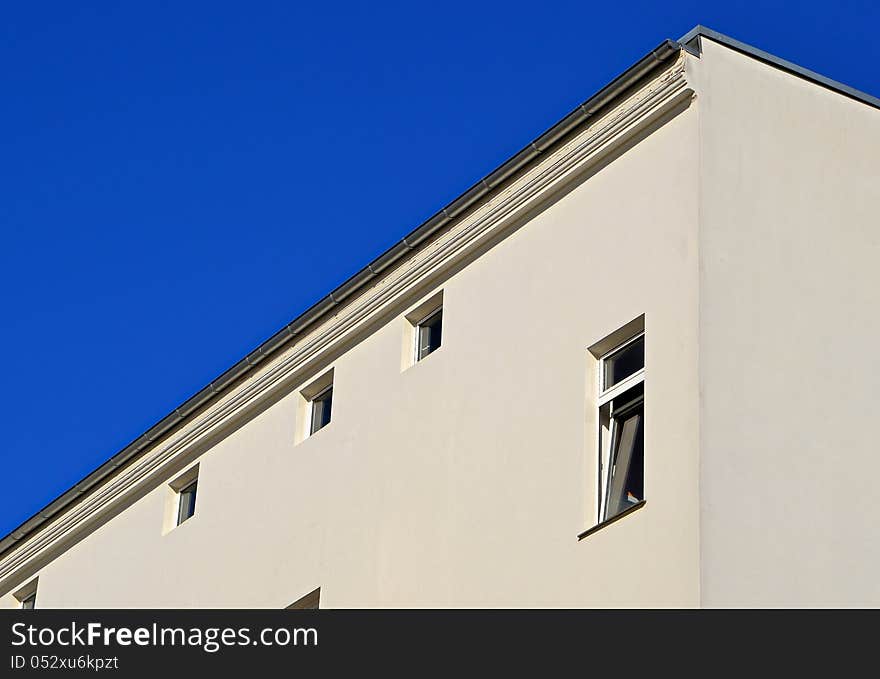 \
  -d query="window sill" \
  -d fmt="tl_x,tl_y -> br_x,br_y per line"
577,500 -> 646,541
